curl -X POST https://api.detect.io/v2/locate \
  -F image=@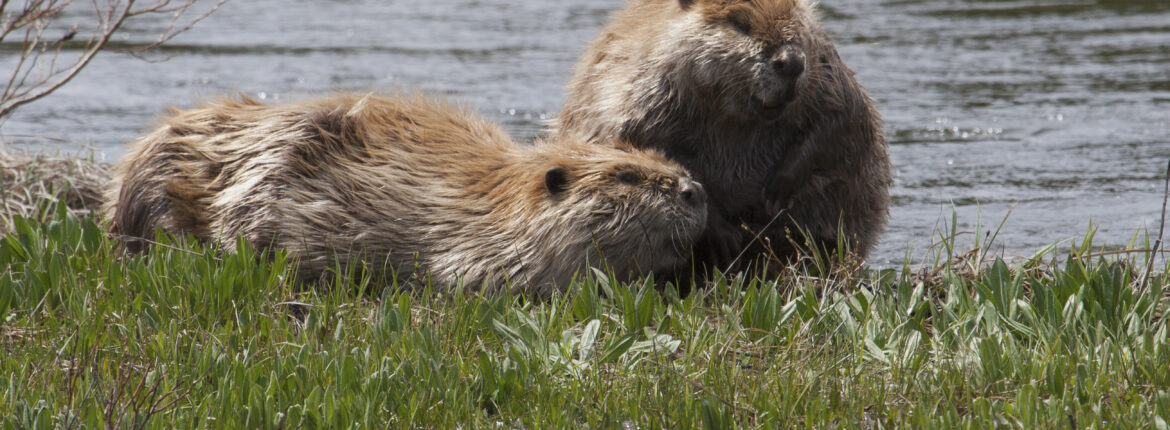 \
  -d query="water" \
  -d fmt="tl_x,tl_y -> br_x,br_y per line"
2,0 -> 1168,265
